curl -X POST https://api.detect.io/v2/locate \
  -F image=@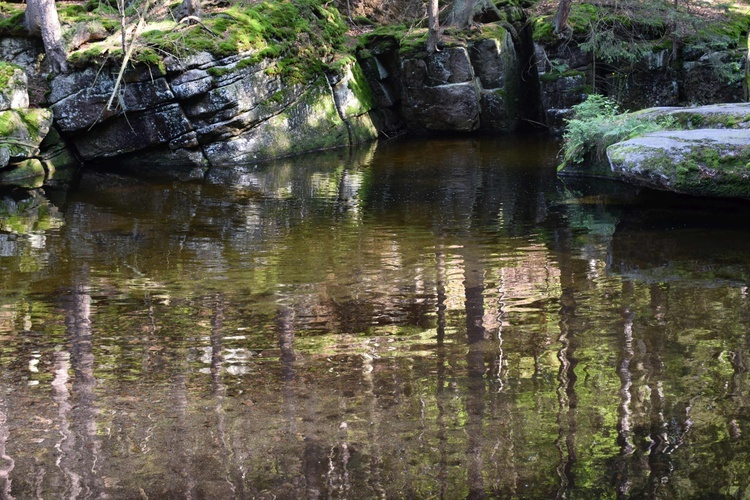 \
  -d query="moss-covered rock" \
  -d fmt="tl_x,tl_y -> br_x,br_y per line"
0,158 -> 45,188
607,129 -> 750,199
203,76 -> 350,165
560,102 -> 750,179
0,108 -> 53,163
0,62 -> 28,110
636,103 -> 750,130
